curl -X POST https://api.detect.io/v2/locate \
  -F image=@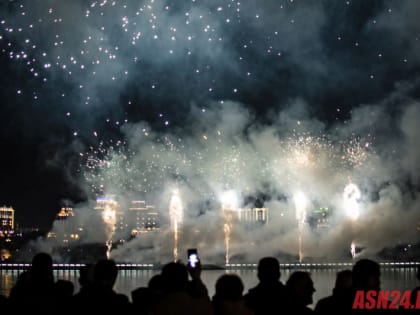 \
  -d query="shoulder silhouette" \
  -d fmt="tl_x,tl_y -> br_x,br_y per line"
315,269 -> 353,315
213,273 -> 253,315
244,256 -> 286,315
